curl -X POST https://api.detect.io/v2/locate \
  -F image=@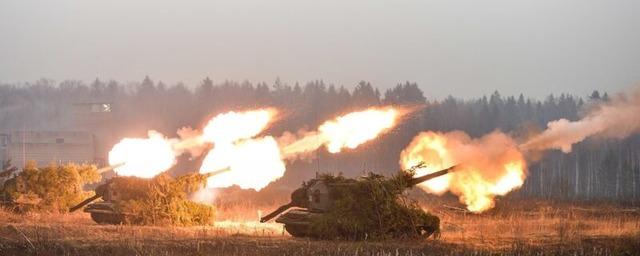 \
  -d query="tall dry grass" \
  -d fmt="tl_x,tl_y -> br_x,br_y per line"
0,199 -> 638,255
